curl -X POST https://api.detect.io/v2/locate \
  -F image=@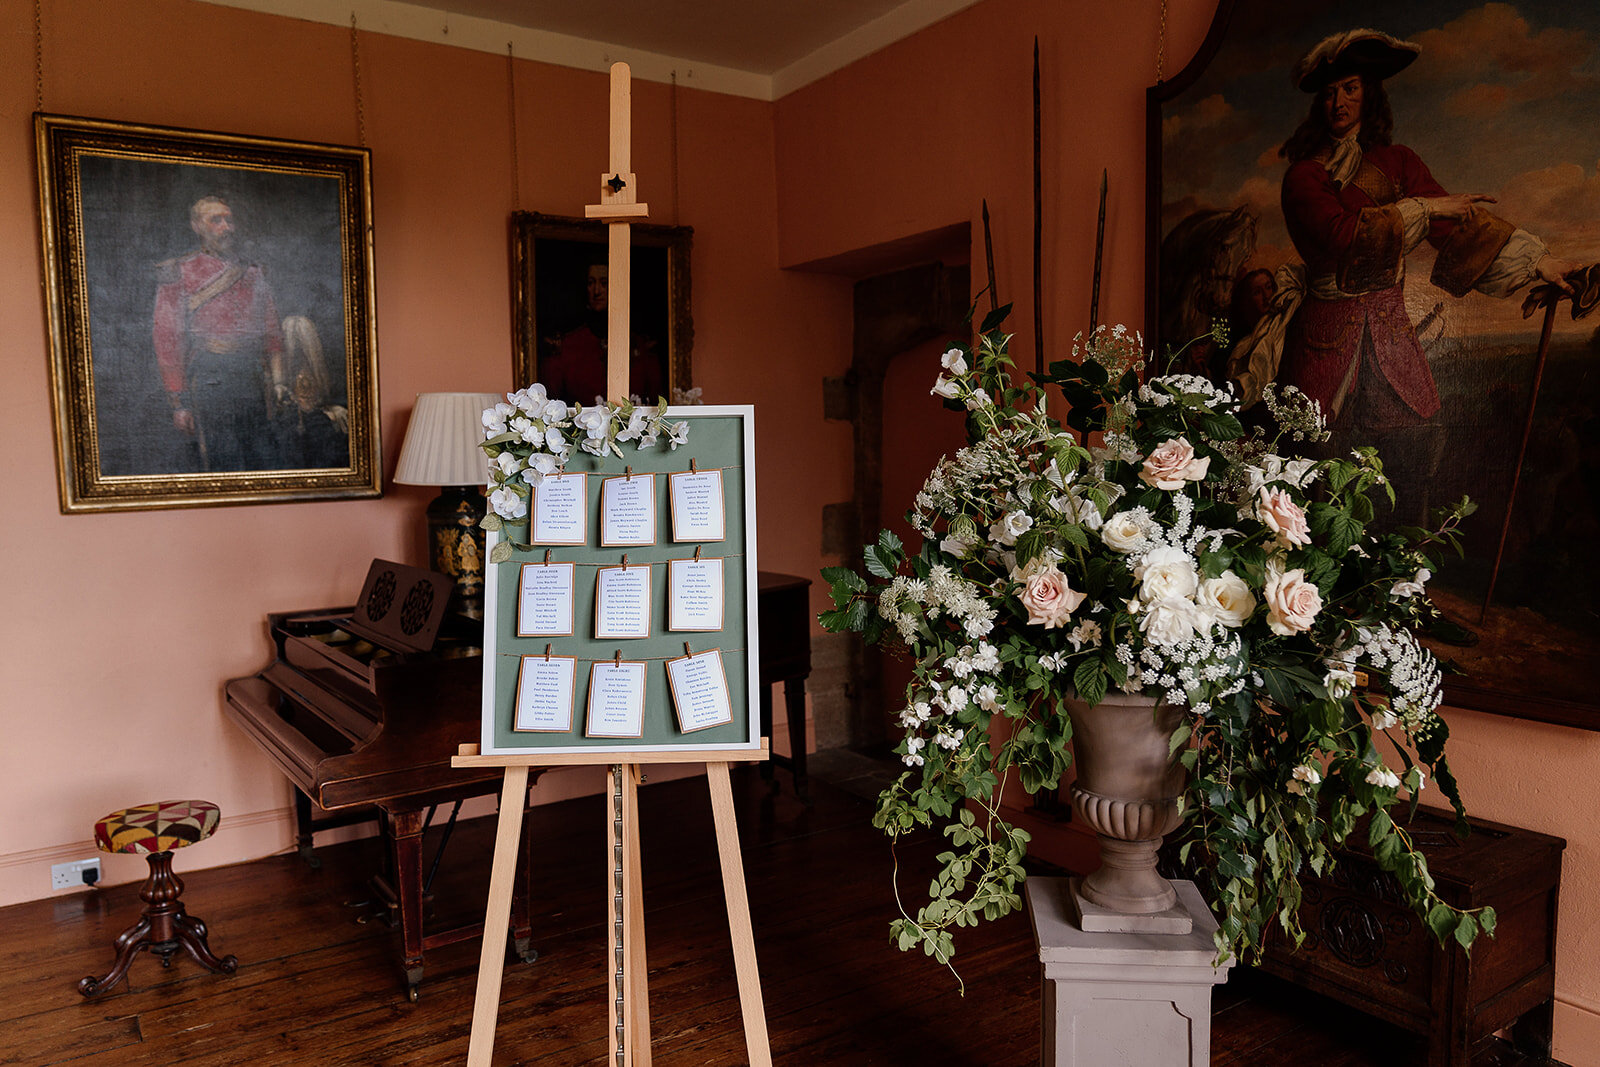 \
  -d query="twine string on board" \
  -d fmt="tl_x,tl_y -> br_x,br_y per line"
506,42 -> 521,212
350,13 -> 368,147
